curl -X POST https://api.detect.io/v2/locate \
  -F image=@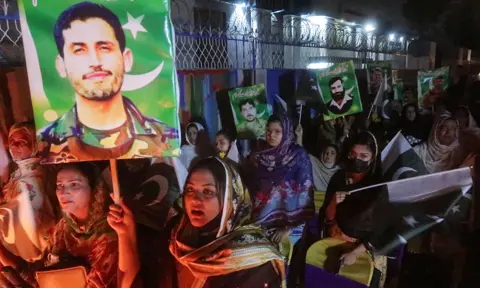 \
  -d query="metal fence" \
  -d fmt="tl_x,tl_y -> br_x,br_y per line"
0,0 -> 407,69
